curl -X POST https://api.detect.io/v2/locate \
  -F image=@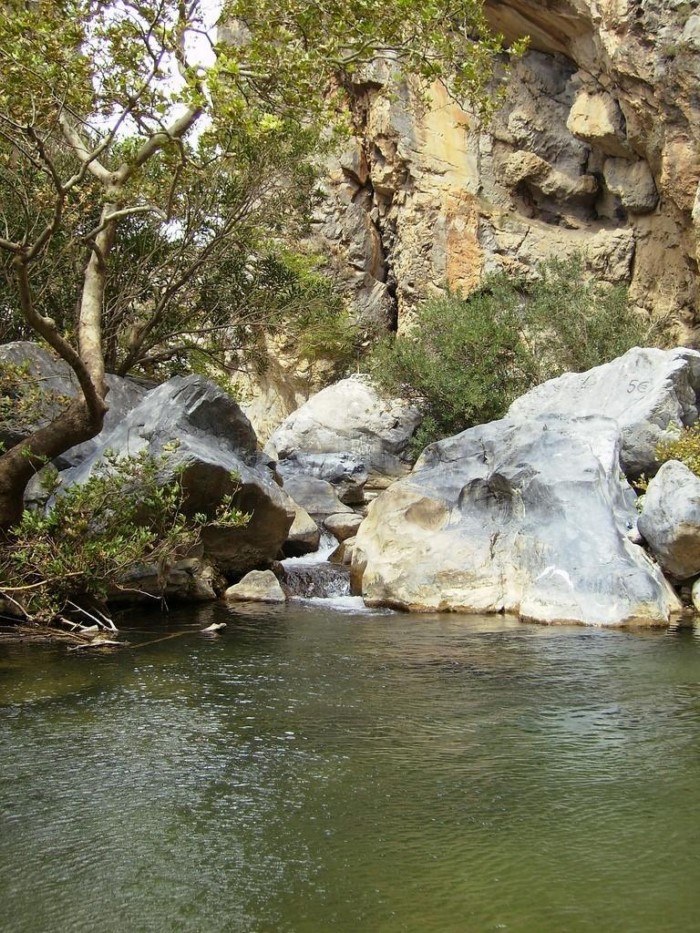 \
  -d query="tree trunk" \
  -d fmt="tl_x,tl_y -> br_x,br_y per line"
0,396 -> 106,529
